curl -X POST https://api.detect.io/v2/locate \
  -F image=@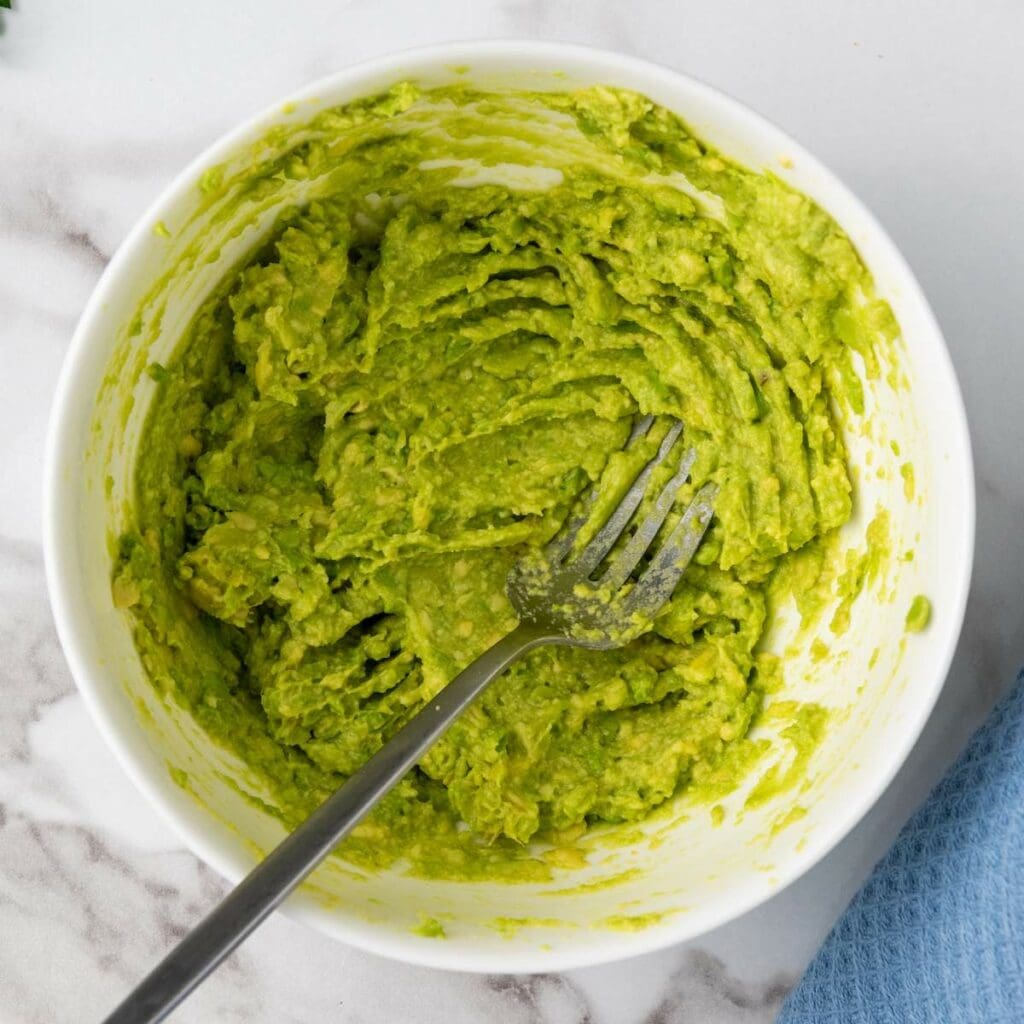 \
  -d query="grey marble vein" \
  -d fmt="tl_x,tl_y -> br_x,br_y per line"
643,953 -> 790,1023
